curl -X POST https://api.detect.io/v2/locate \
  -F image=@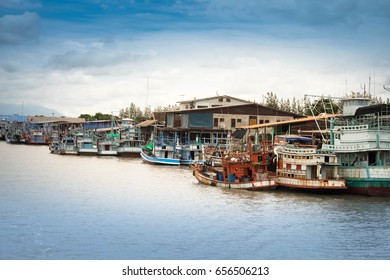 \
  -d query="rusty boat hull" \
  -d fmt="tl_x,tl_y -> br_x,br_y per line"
193,169 -> 276,191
